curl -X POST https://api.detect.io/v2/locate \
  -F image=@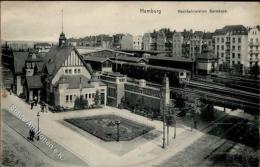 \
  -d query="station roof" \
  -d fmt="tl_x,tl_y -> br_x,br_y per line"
112,56 -> 147,63
84,56 -> 112,63
148,55 -> 194,63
